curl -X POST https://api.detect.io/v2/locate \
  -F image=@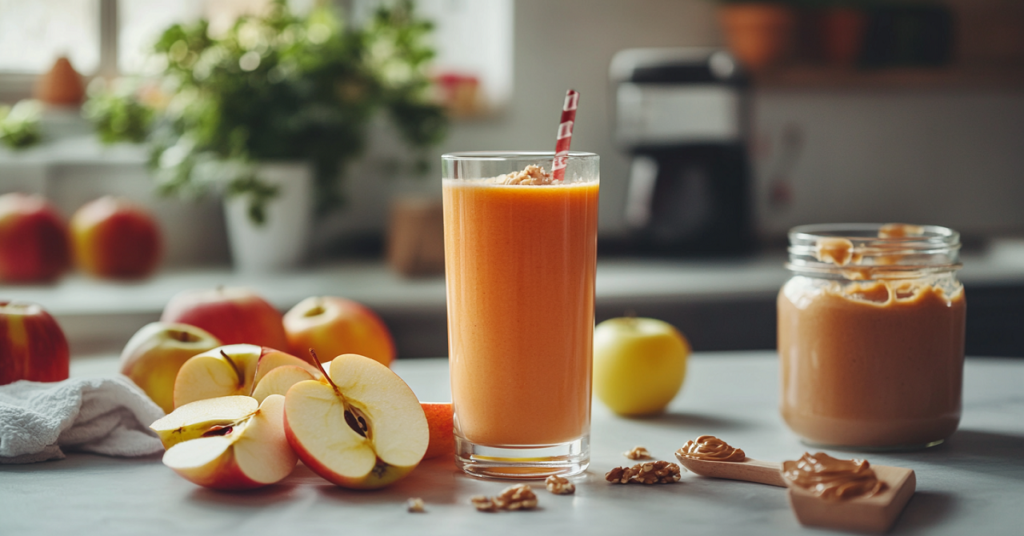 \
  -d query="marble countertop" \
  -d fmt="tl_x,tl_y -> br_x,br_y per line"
1,352 -> 1021,535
